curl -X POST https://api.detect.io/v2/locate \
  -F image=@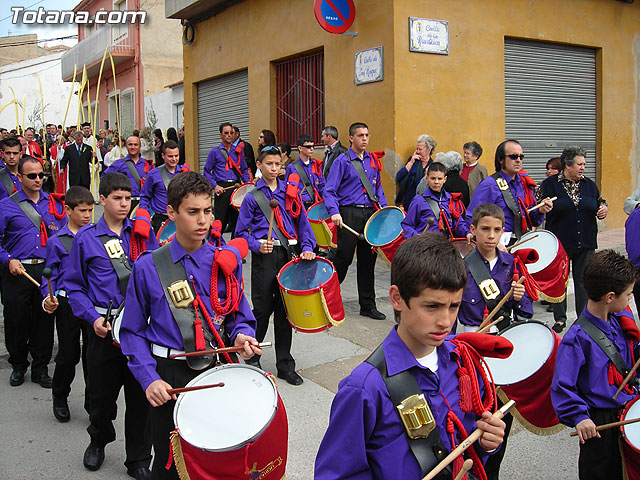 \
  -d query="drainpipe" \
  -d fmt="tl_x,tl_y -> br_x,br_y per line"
134,0 -> 144,129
